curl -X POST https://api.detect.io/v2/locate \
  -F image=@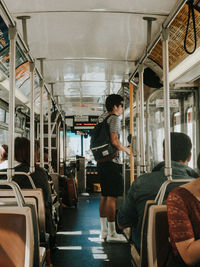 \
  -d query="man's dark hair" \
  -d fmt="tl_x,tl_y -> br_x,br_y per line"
105,94 -> 124,112
15,137 -> 30,165
163,132 -> 192,162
